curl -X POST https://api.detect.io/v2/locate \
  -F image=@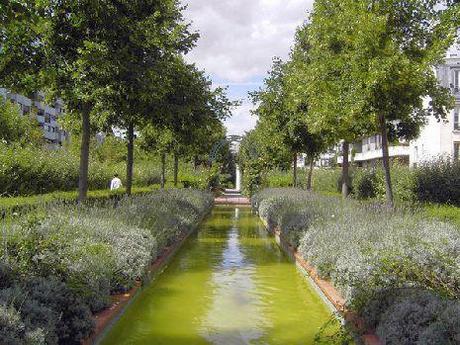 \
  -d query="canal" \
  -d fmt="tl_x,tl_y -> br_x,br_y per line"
100,206 -> 332,345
